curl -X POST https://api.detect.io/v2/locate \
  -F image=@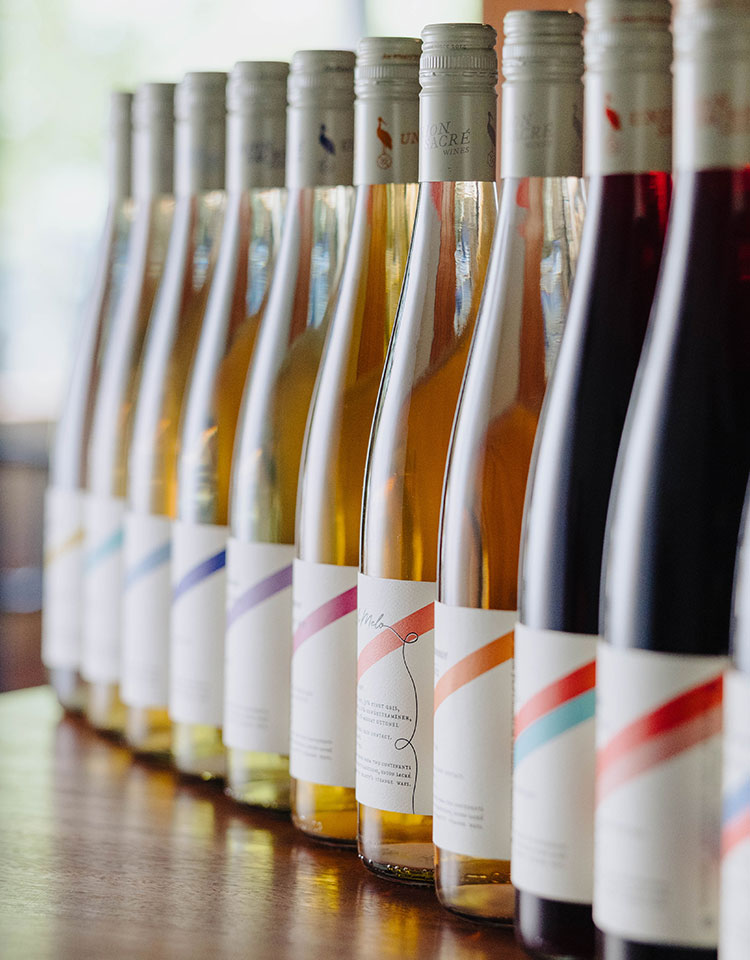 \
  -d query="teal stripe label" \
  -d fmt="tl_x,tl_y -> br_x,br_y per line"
514,689 -> 596,767
84,528 -> 124,573
125,541 -> 171,589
